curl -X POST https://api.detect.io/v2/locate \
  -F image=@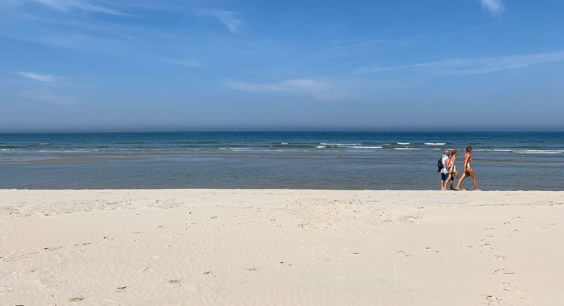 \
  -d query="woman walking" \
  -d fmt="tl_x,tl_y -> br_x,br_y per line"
445,150 -> 459,190
456,146 -> 480,191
